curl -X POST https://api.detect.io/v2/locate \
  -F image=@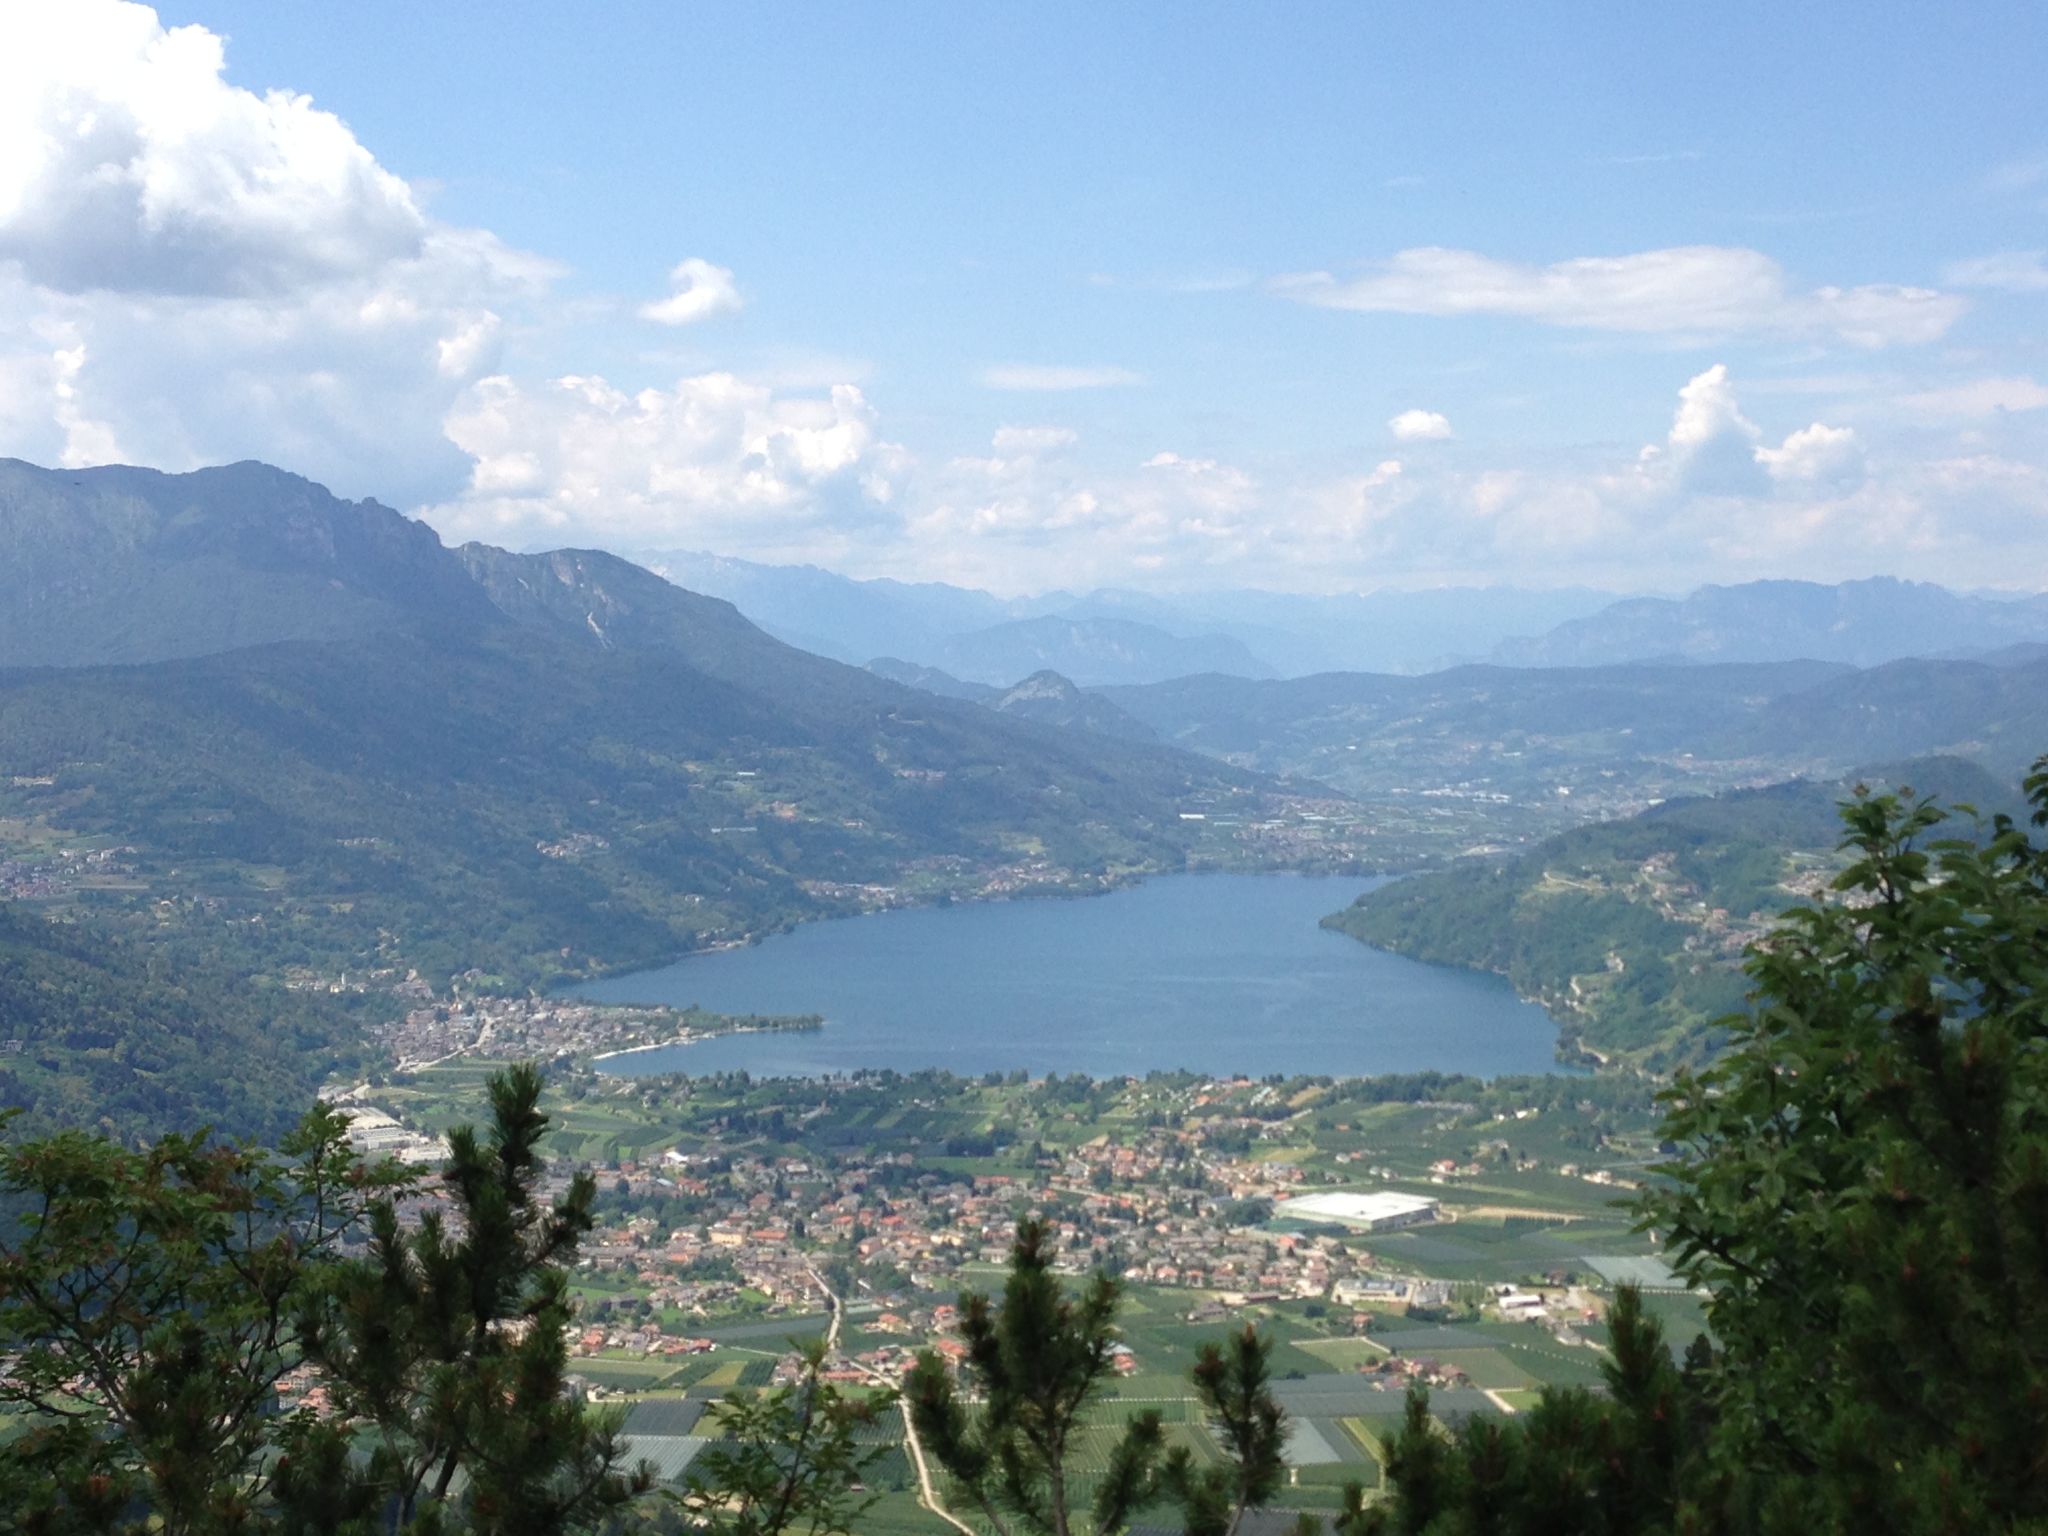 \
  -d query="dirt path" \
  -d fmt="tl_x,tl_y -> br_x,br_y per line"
807,1265 -> 974,1536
